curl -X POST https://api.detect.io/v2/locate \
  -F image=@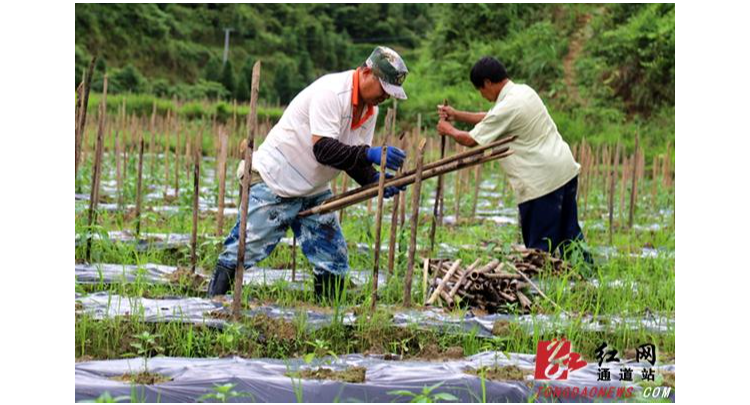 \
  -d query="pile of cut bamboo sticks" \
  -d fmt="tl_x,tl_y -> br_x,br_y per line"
424,247 -> 573,313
